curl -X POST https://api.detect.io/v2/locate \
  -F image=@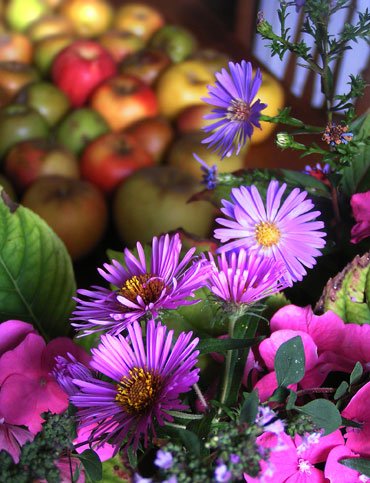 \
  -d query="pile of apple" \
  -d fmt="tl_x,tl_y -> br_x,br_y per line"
0,0 -> 284,261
